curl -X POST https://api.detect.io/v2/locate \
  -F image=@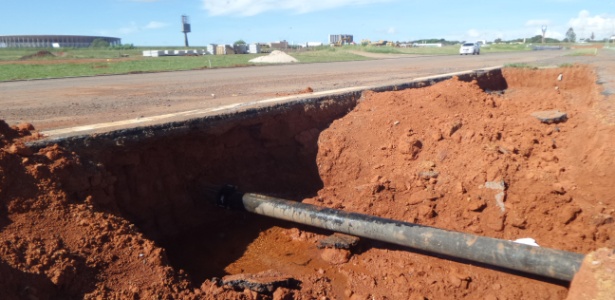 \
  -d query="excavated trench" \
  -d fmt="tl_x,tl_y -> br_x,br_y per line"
26,69 -> 508,285
16,65 -> 615,299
